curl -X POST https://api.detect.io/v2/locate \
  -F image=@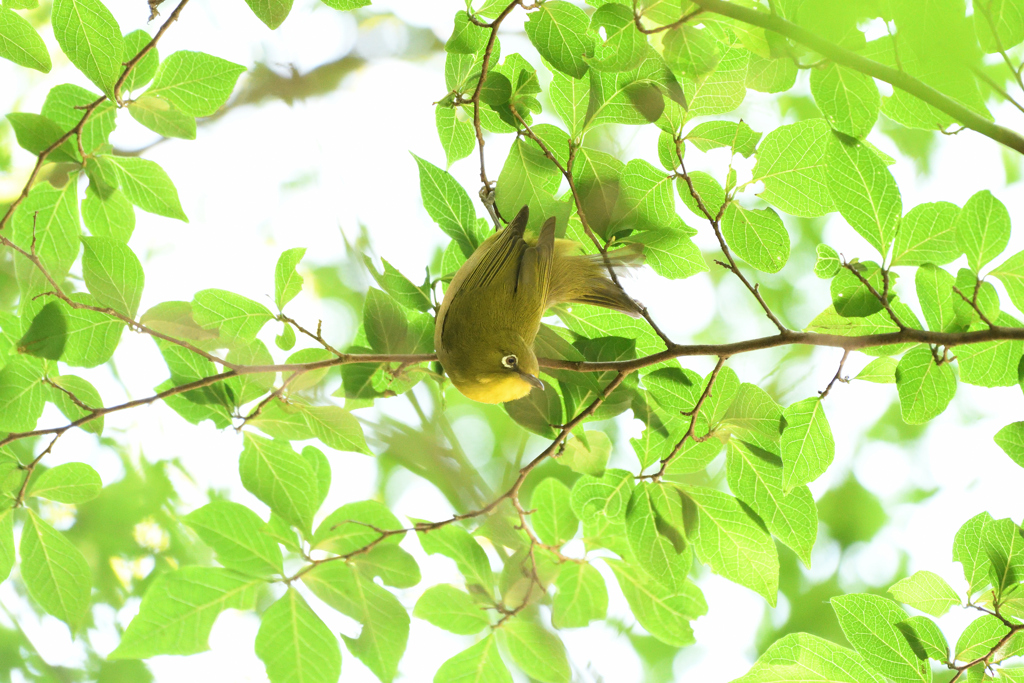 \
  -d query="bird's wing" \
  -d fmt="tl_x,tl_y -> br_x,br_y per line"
456,205 -> 529,293
517,215 -> 555,308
